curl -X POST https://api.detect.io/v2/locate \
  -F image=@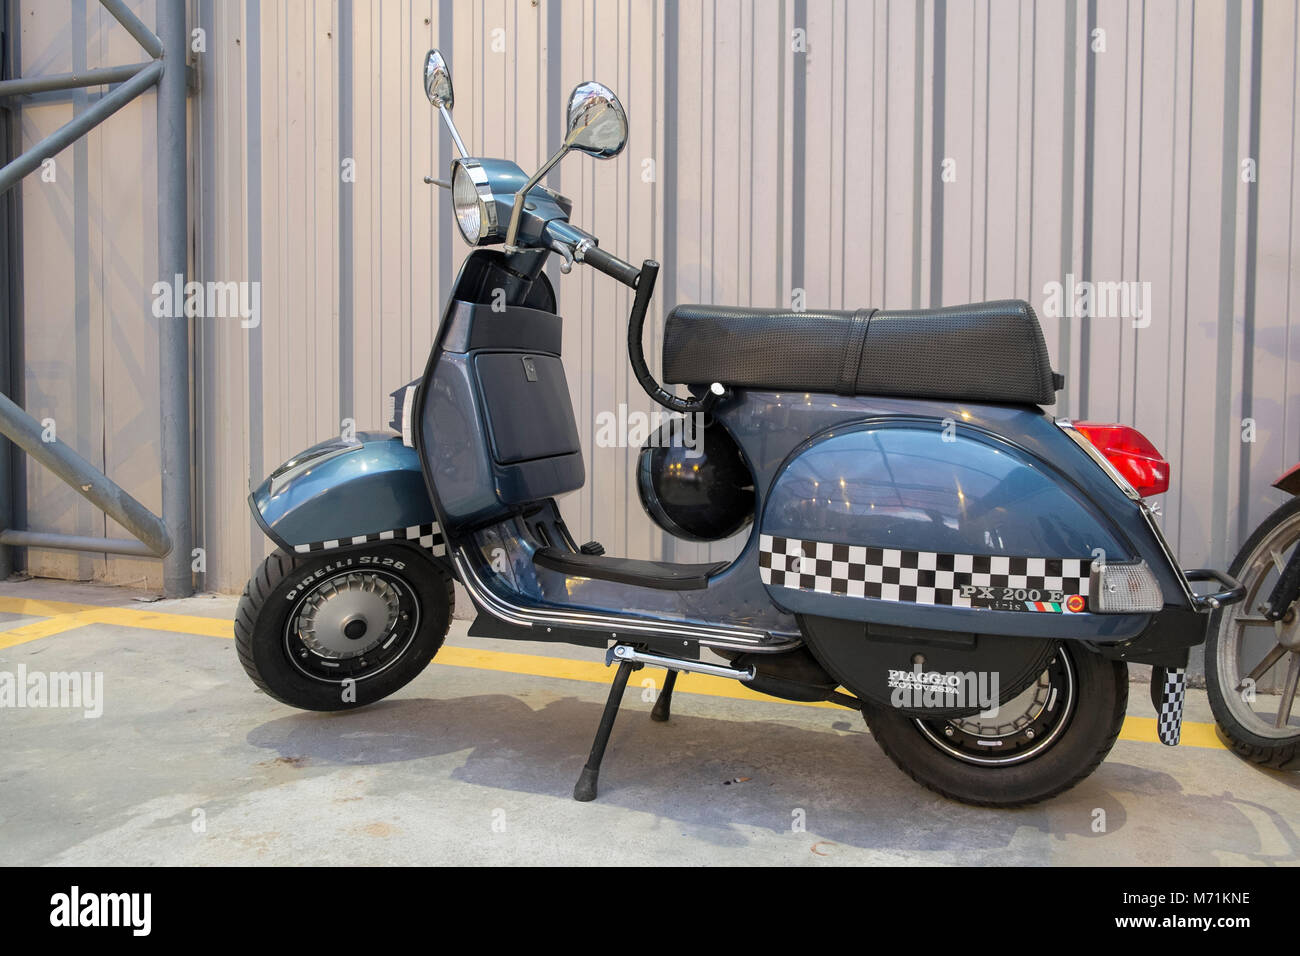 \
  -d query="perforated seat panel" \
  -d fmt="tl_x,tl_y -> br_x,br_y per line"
661,298 -> 1057,405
